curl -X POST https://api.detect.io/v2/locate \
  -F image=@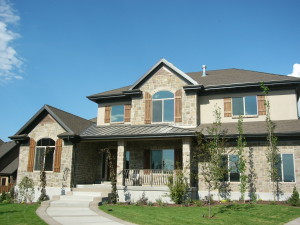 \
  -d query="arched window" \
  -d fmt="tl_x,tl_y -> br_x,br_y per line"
152,91 -> 174,122
34,138 -> 55,171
